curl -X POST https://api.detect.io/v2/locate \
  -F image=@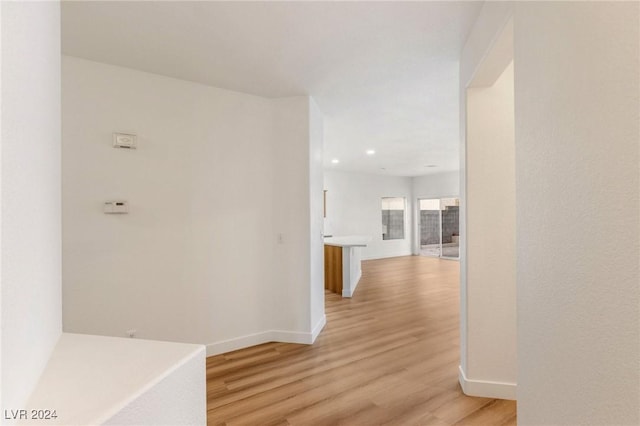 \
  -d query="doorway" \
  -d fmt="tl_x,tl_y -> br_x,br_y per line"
418,197 -> 460,259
